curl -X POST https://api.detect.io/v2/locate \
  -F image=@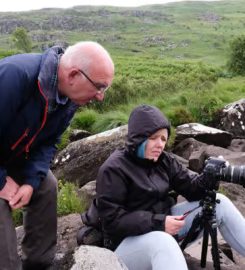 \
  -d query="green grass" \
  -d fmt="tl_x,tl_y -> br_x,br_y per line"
71,109 -> 98,131
12,181 -> 86,226
92,110 -> 128,133
57,59 -> 245,148
12,209 -> 23,227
